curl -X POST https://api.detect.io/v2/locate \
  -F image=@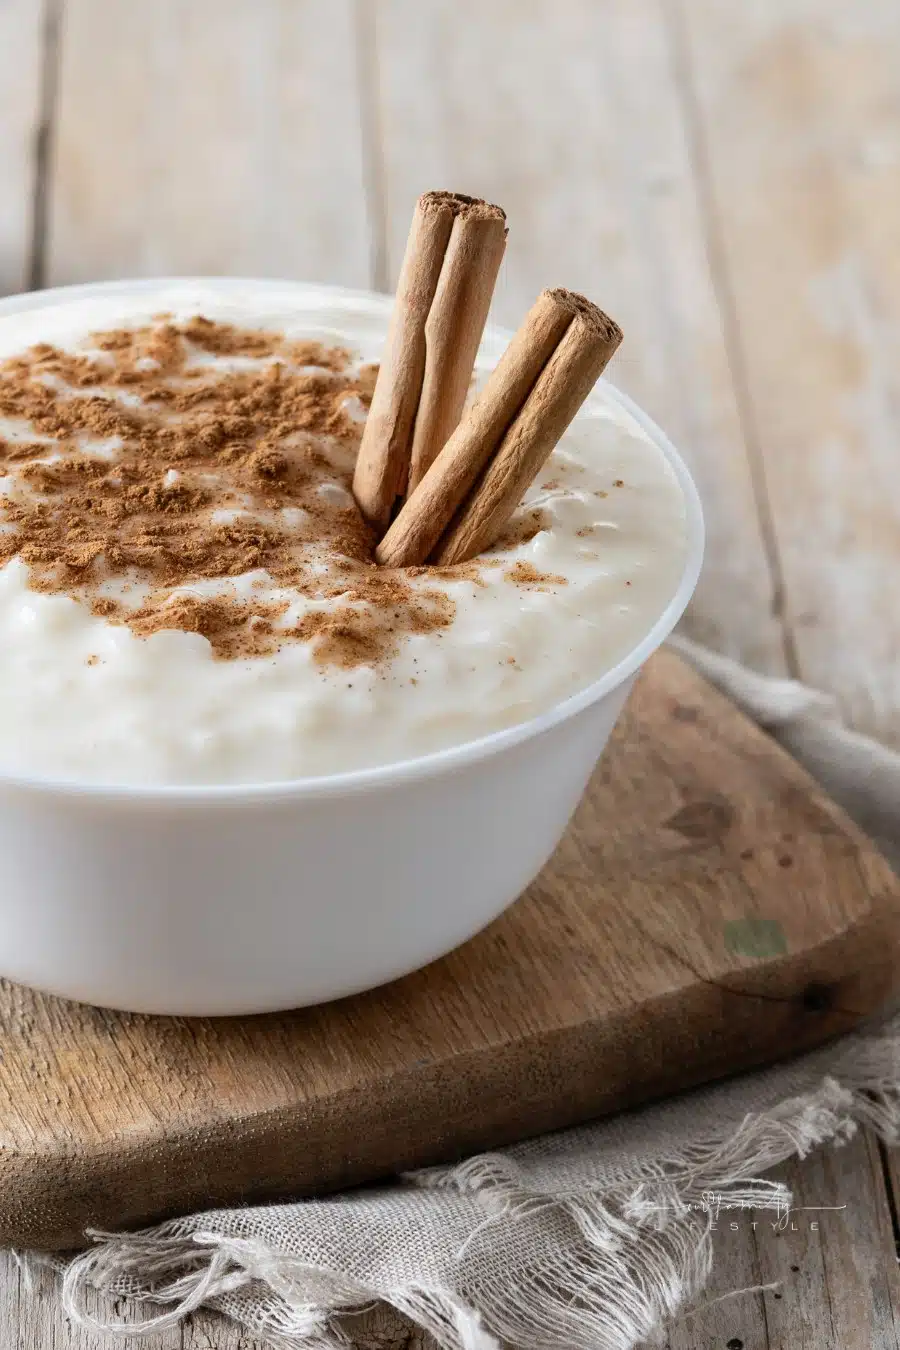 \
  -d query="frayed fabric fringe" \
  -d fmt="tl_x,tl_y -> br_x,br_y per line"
36,1028 -> 900,1350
